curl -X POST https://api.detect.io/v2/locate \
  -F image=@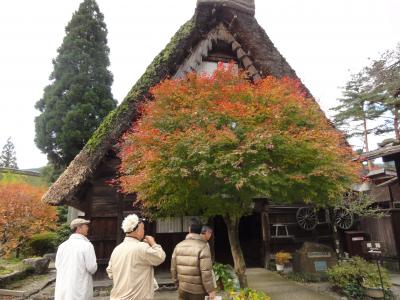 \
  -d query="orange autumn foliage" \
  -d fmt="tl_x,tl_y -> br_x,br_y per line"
0,182 -> 56,256
119,64 -> 359,217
